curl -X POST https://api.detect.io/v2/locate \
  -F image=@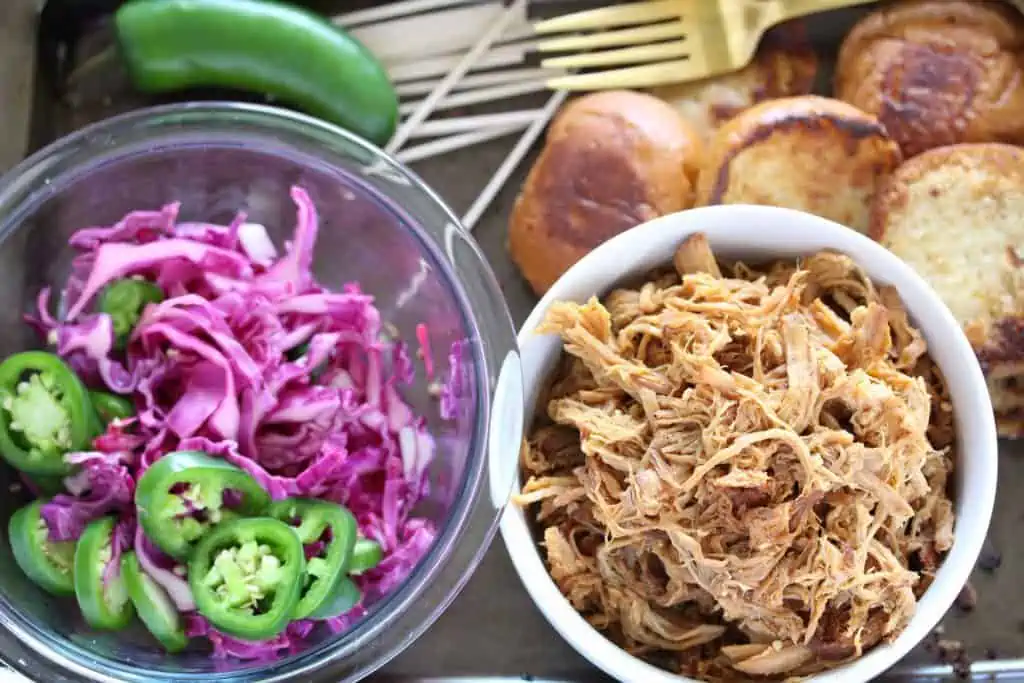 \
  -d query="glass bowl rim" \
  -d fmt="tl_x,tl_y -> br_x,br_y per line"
0,101 -> 520,682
